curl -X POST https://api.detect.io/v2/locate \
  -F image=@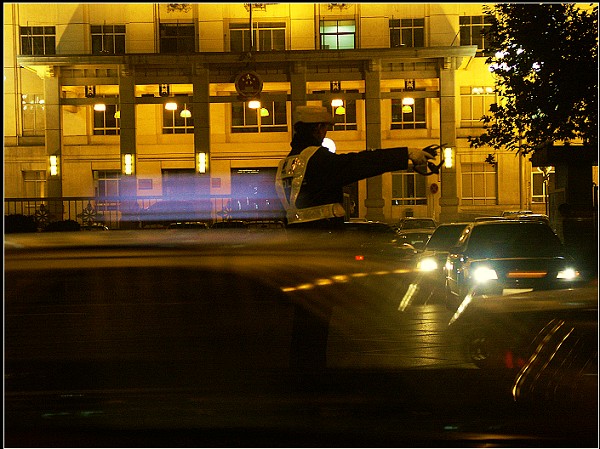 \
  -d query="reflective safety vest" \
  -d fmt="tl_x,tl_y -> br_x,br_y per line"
276,146 -> 346,225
